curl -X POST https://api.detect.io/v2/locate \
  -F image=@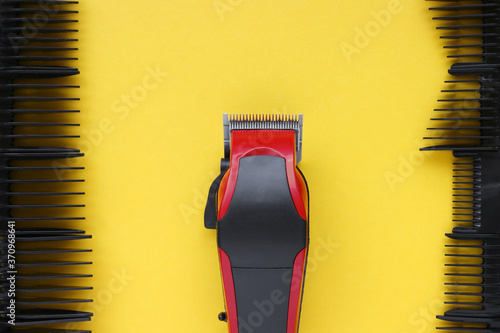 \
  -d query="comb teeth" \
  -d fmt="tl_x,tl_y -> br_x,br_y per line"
422,0 -> 500,153
0,1 -> 93,330
223,113 -> 304,163
424,1 -> 500,331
